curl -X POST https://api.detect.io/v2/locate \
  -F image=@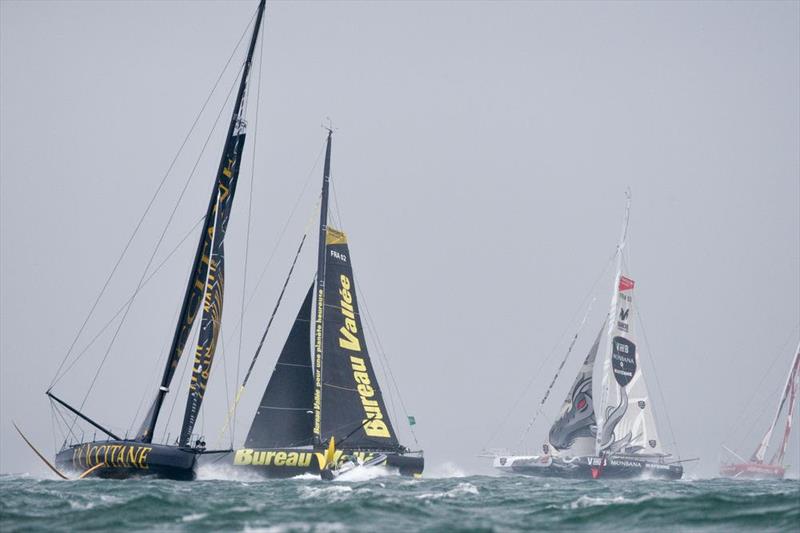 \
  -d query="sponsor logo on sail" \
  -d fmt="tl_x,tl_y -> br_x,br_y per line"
337,274 -> 391,439
233,449 -> 376,469
611,336 -> 636,387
